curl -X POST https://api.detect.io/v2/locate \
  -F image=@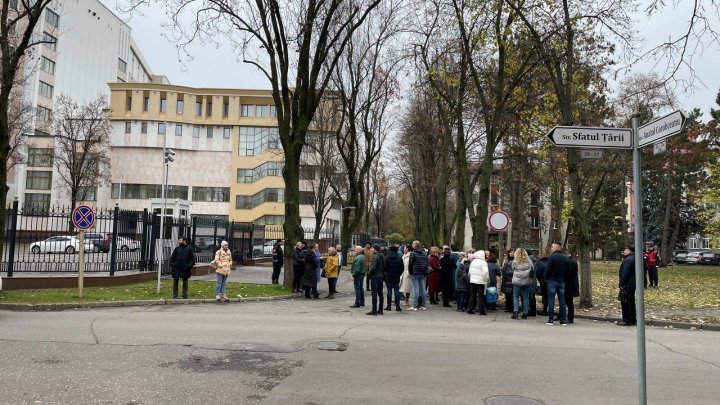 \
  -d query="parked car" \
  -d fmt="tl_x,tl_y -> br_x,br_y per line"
699,252 -> 720,266
251,240 -> 276,258
685,251 -> 703,264
673,252 -> 688,264
29,236 -> 93,254
84,232 -> 106,252
98,234 -> 141,252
